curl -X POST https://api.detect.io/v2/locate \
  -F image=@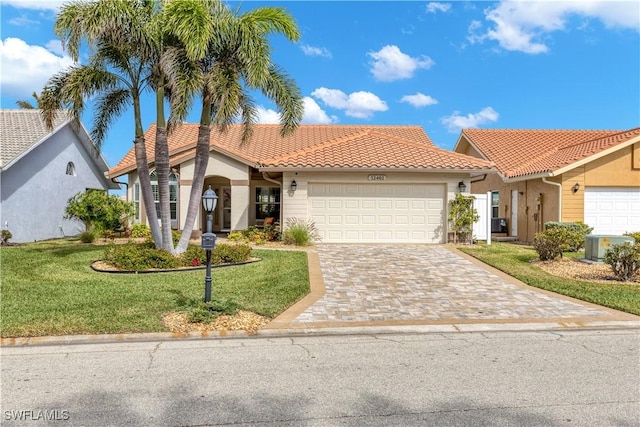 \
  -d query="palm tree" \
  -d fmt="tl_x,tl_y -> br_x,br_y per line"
167,1 -> 305,253
40,0 -> 203,249
15,91 -> 42,109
